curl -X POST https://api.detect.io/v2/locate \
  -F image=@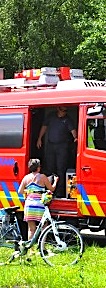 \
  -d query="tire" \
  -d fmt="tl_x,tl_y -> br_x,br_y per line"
0,238 -> 16,265
0,227 -> 21,265
40,223 -> 83,267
